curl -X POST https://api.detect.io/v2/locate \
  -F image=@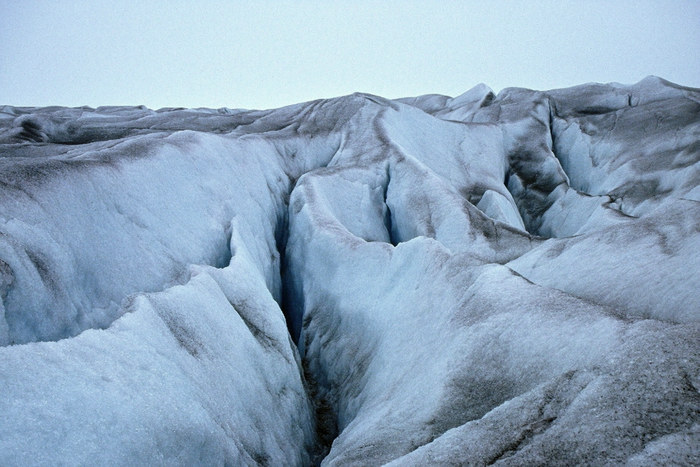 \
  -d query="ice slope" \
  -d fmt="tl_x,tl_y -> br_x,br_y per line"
0,77 -> 699,465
